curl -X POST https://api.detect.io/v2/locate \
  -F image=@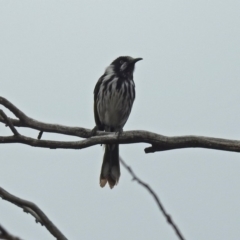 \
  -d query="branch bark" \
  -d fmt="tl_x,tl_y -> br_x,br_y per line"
0,96 -> 240,154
